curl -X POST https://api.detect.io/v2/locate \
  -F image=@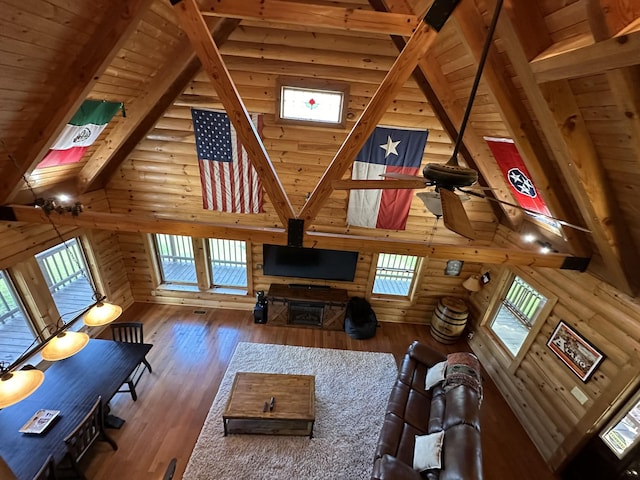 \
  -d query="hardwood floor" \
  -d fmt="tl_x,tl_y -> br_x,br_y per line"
81,302 -> 560,480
